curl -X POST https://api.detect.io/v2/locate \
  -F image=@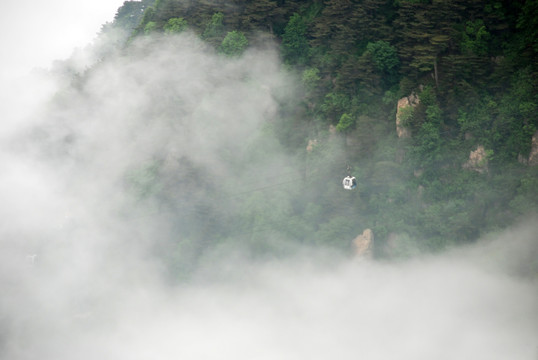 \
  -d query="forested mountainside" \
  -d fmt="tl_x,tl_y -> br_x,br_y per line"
50,0 -> 537,274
